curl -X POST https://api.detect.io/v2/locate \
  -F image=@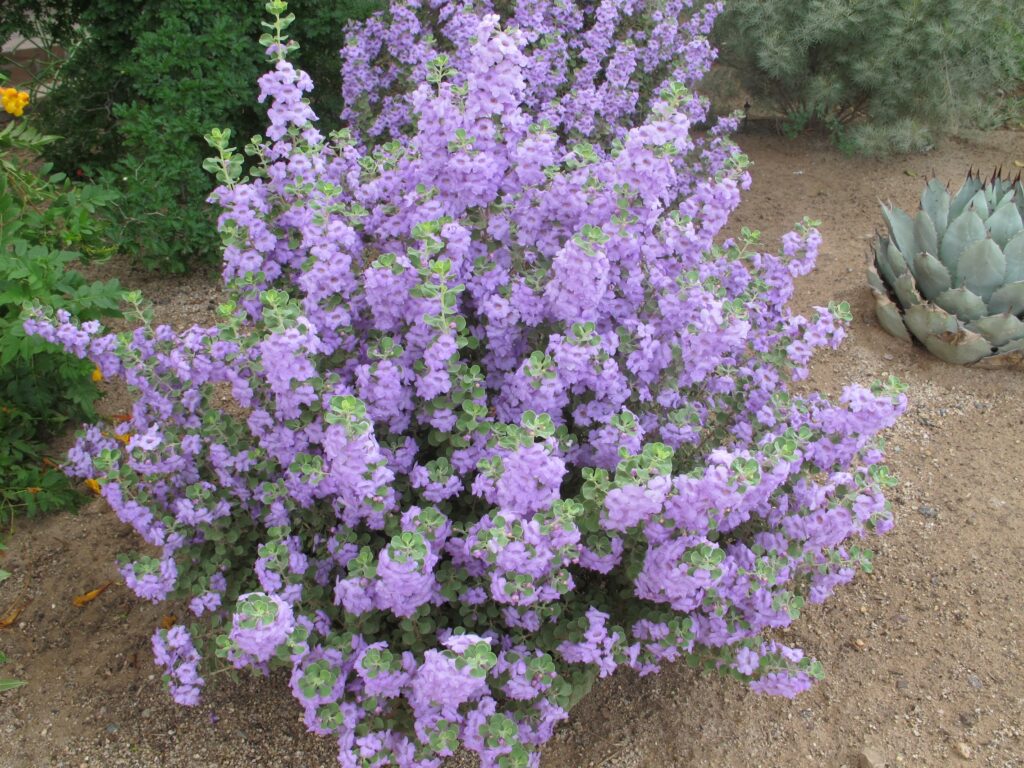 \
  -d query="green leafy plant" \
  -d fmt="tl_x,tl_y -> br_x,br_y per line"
868,171 -> 1024,364
0,81 -> 122,526
5,0 -> 381,272
711,0 -> 1023,154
